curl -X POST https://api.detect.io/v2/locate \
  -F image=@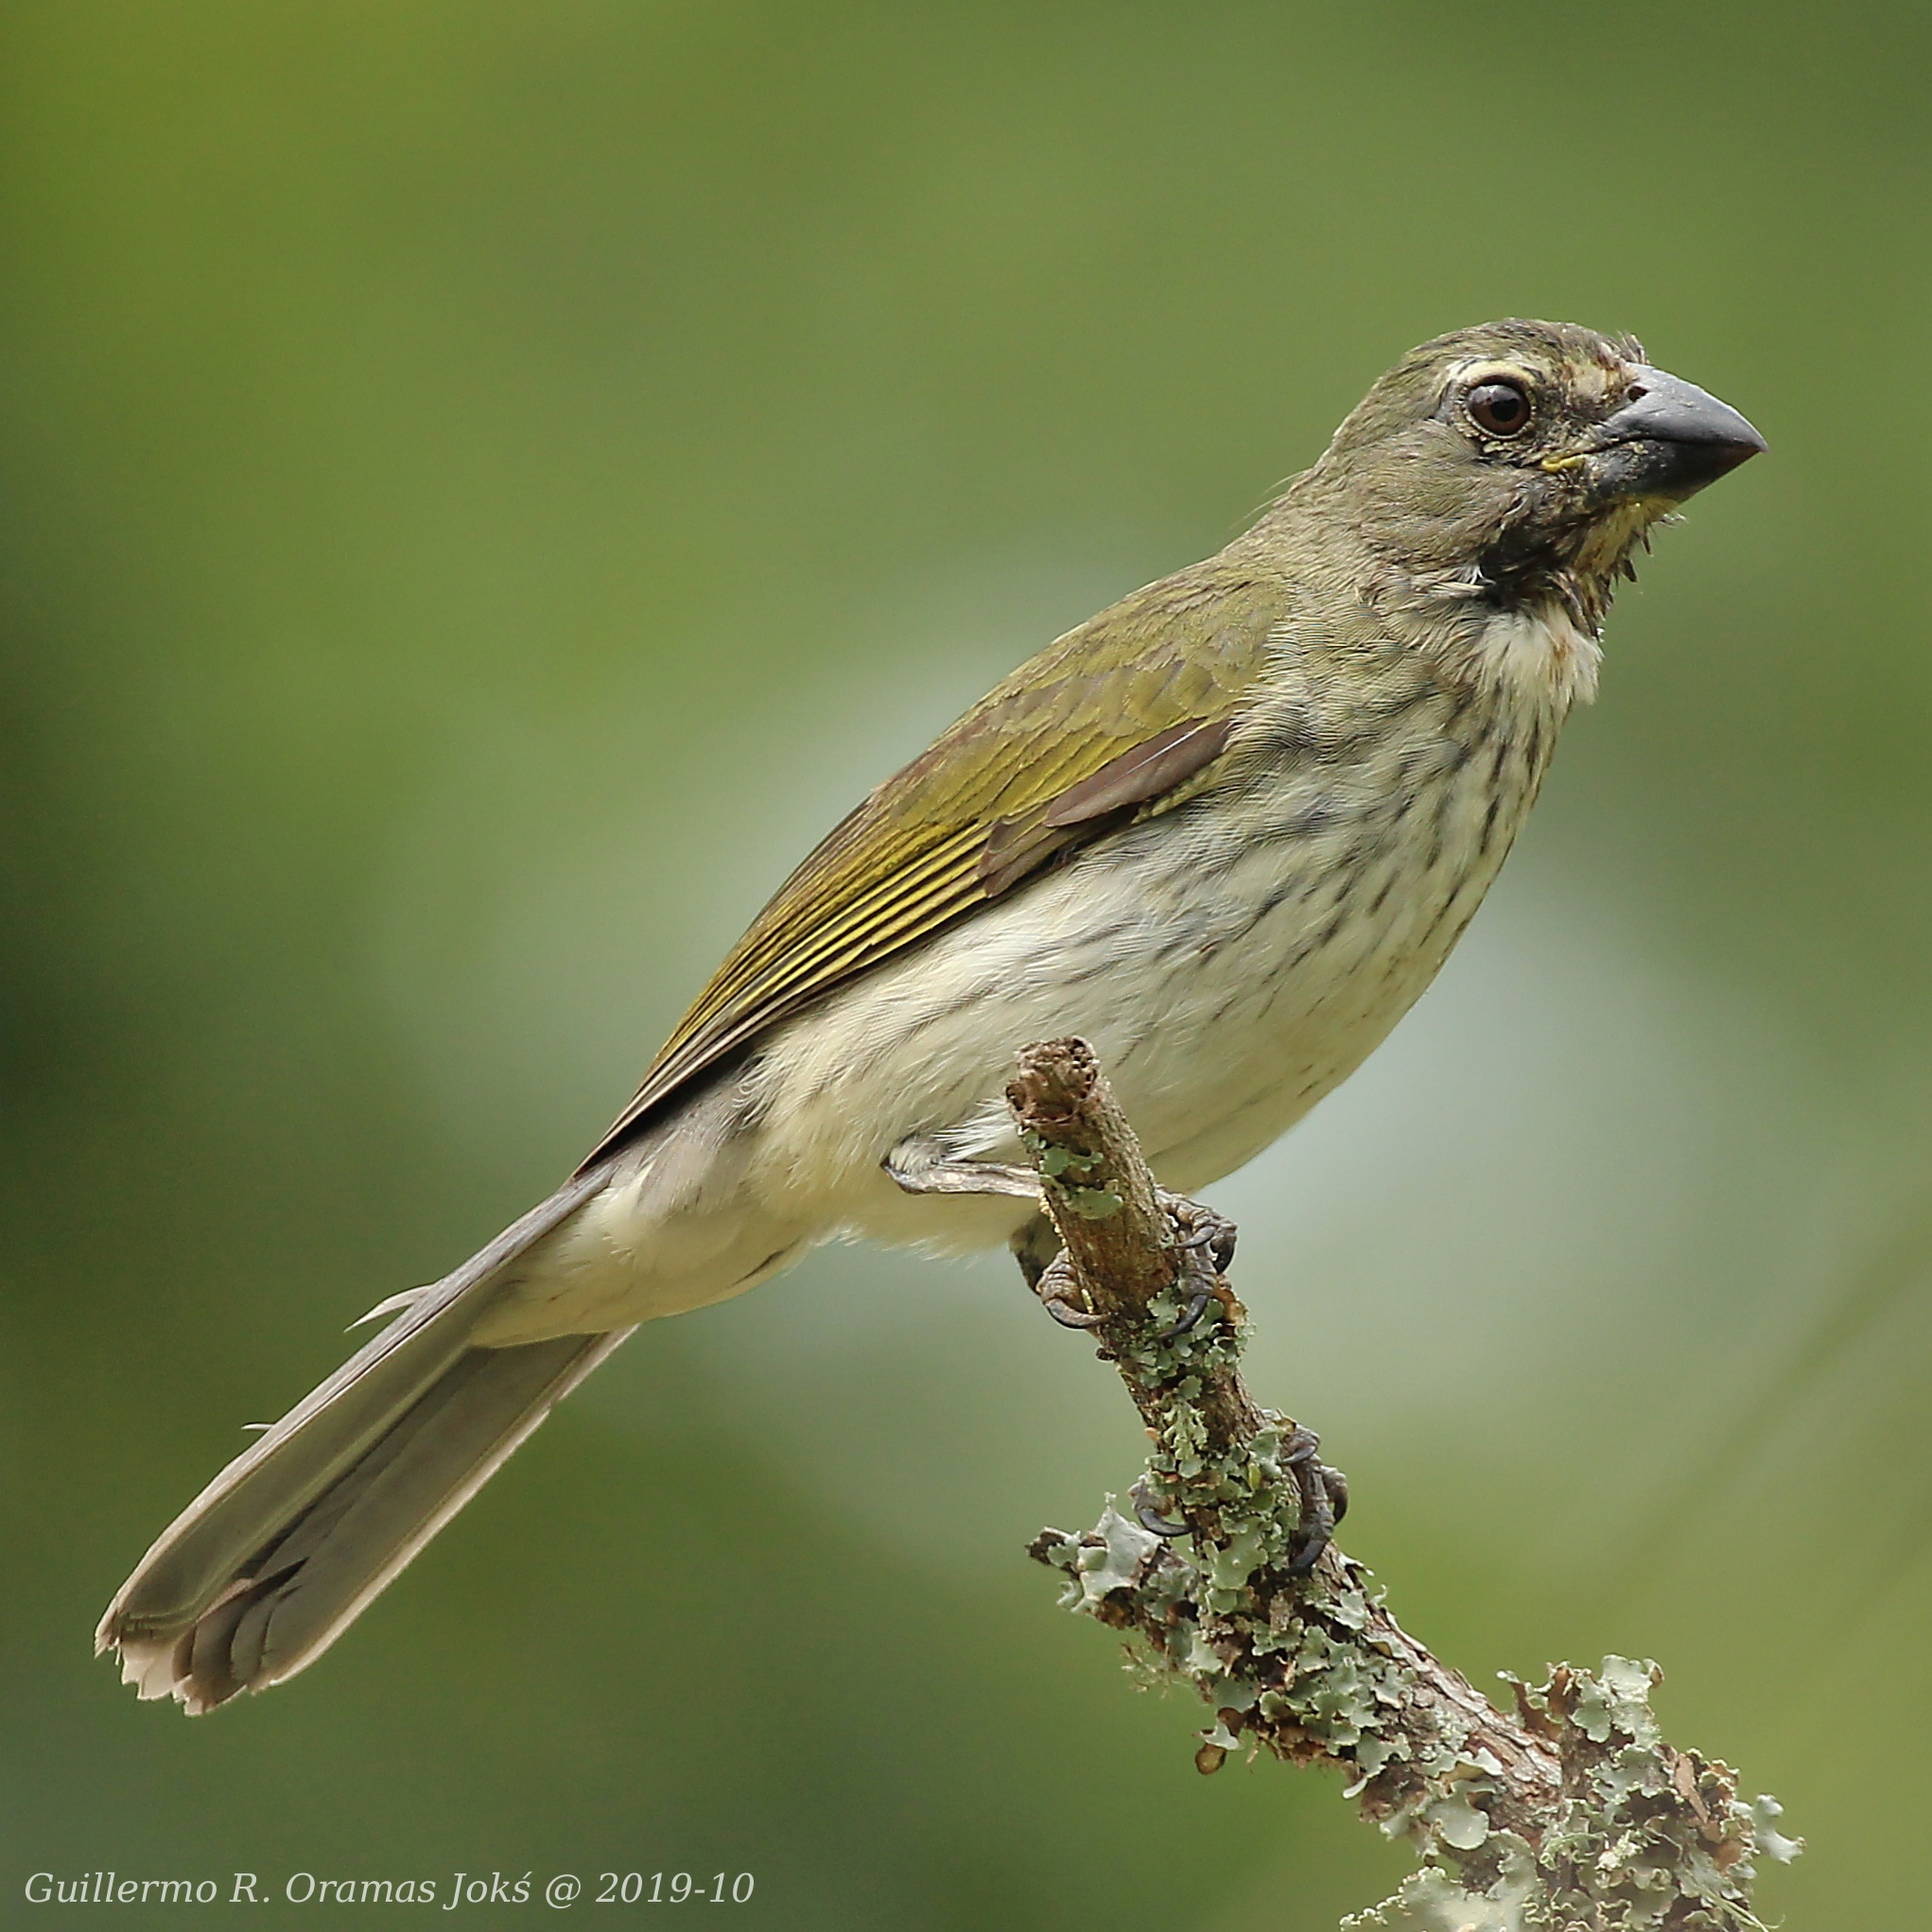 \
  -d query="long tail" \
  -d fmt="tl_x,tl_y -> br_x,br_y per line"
96,1170 -> 628,1714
